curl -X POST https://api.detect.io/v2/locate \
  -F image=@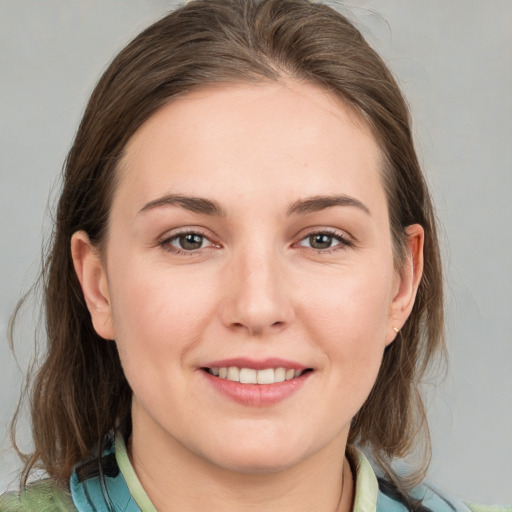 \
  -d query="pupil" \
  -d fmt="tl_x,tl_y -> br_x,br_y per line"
180,234 -> 203,250
310,234 -> 332,249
